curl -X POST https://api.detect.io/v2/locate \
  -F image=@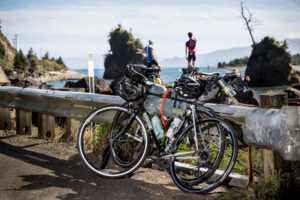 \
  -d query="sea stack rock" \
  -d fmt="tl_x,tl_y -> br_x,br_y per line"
245,36 -> 300,87
103,25 -> 145,80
